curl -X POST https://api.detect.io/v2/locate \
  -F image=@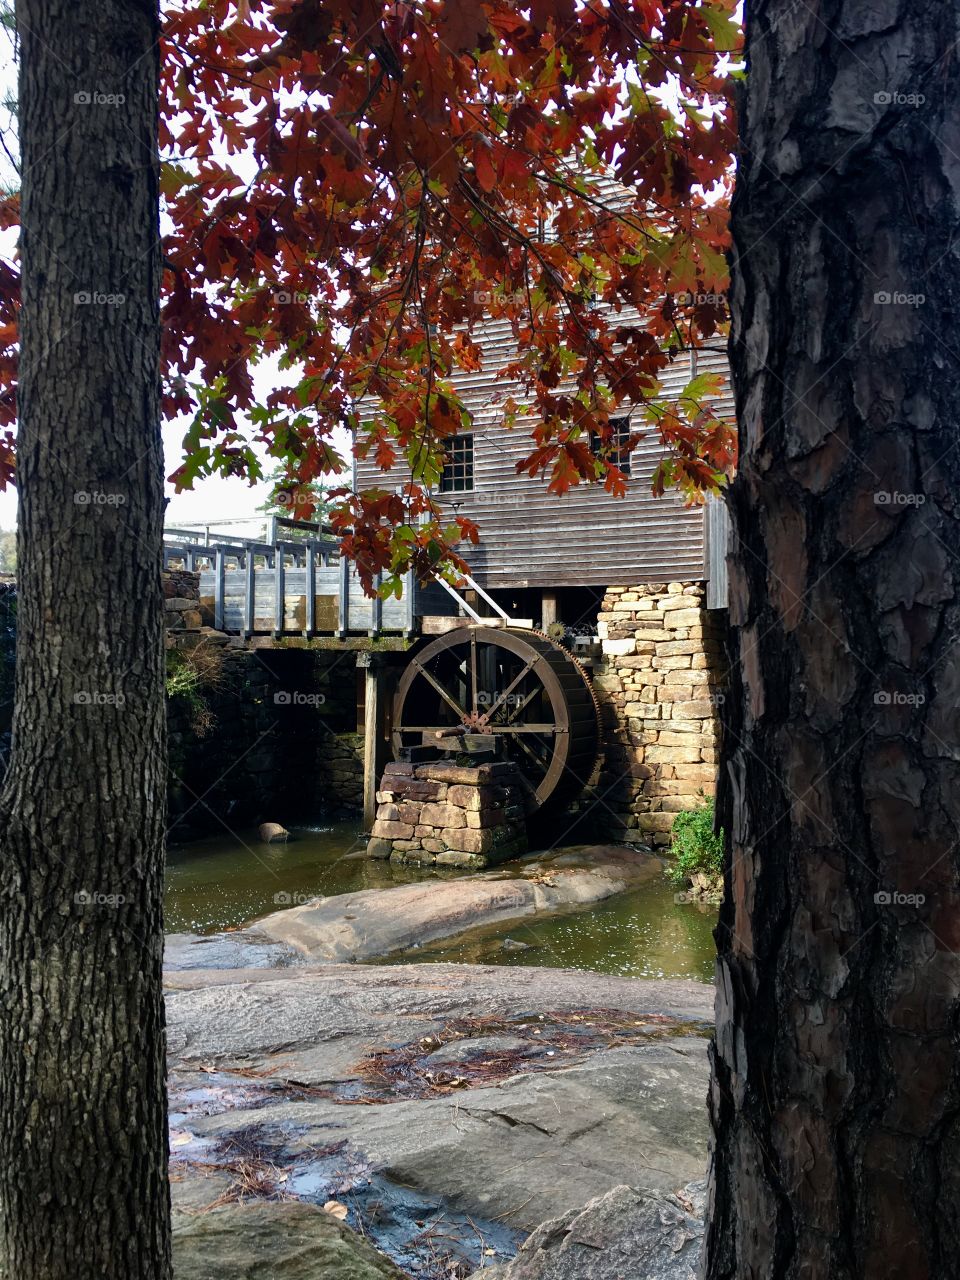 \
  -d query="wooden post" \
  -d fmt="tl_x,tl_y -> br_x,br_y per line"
243,547 -> 255,638
359,653 -> 388,831
213,549 -> 225,632
337,552 -> 349,636
370,570 -> 383,638
304,542 -> 316,636
404,566 -> 416,636
273,545 -> 285,637
541,589 -> 559,630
